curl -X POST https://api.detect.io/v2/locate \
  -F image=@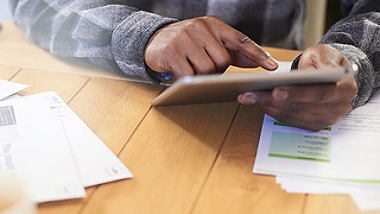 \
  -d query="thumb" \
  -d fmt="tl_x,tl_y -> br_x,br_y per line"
299,44 -> 349,69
